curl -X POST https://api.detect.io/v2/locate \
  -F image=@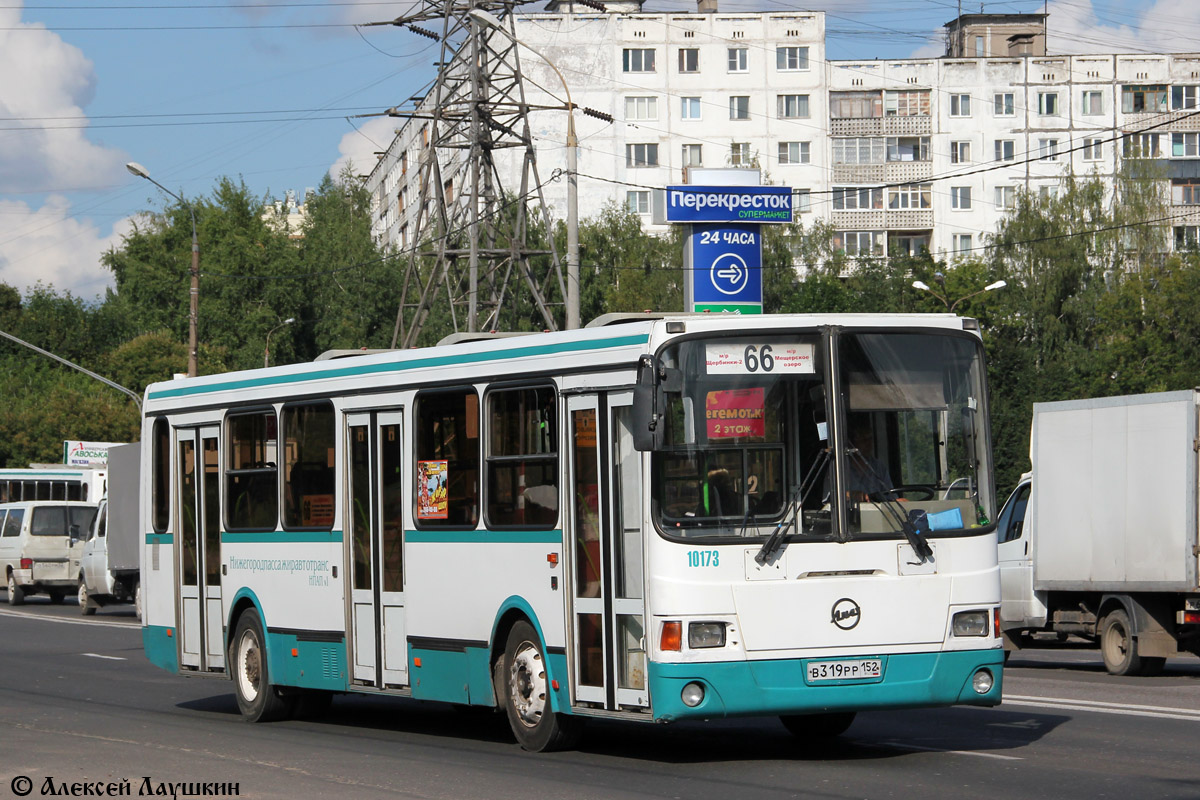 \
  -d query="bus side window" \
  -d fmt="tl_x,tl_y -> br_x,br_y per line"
281,402 -> 336,530
226,410 -> 279,531
151,418 -> 171,533
415,389 -> 480,528
485,386 -> 558,529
